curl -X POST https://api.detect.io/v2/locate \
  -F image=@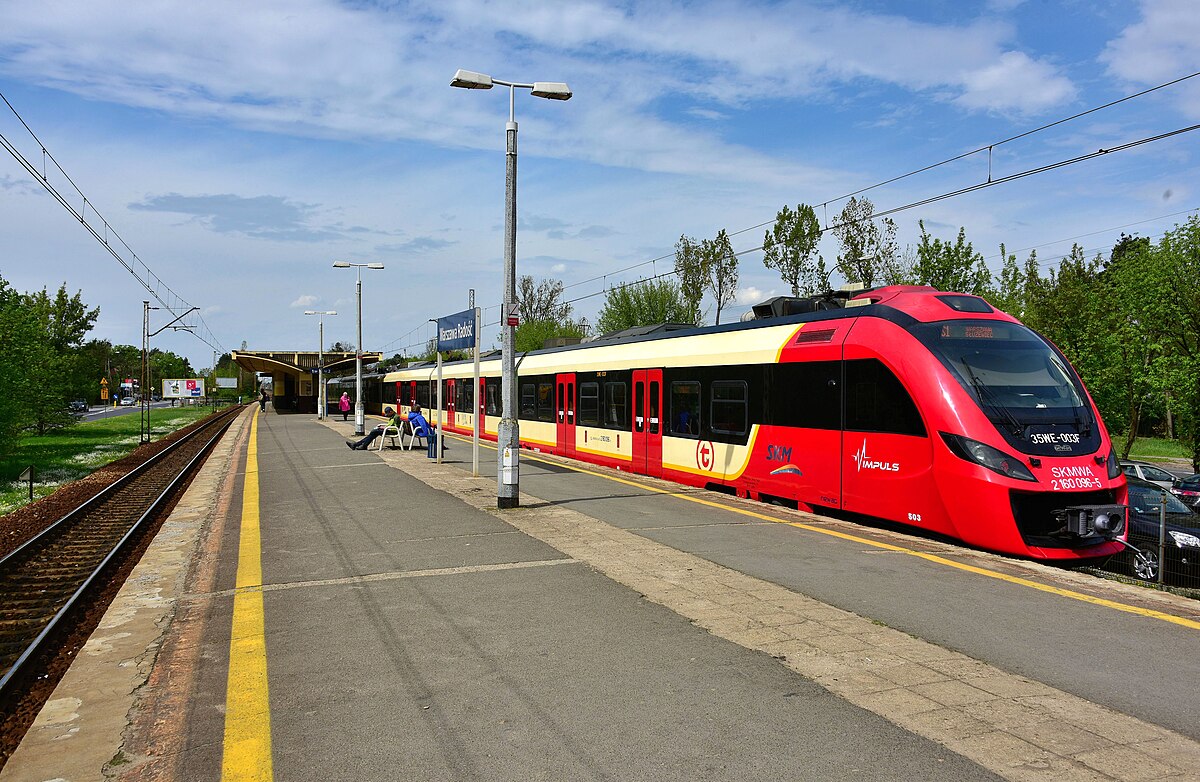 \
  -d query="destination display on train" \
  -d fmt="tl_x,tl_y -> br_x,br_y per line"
938,323 -> 1011,340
